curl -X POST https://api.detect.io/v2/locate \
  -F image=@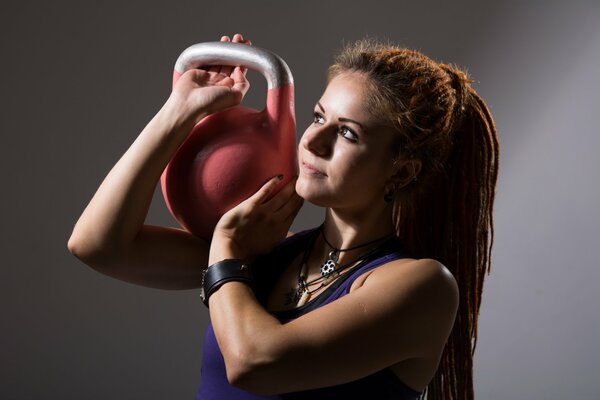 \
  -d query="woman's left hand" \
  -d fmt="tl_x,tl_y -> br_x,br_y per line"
209,176 -> 303,264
